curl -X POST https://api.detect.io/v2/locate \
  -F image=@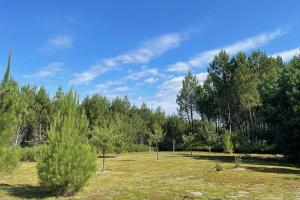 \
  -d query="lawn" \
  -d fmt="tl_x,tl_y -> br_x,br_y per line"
0,151 -> 300,199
